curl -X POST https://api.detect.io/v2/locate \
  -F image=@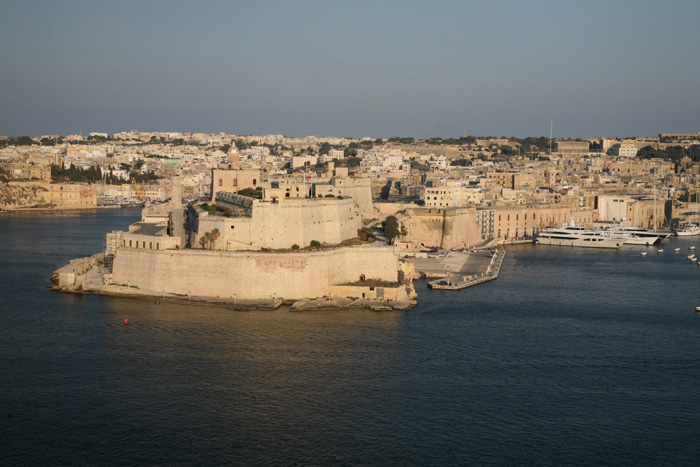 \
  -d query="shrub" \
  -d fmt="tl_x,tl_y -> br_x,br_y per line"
310,240 -> 321,248
291,244 -> 300,250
